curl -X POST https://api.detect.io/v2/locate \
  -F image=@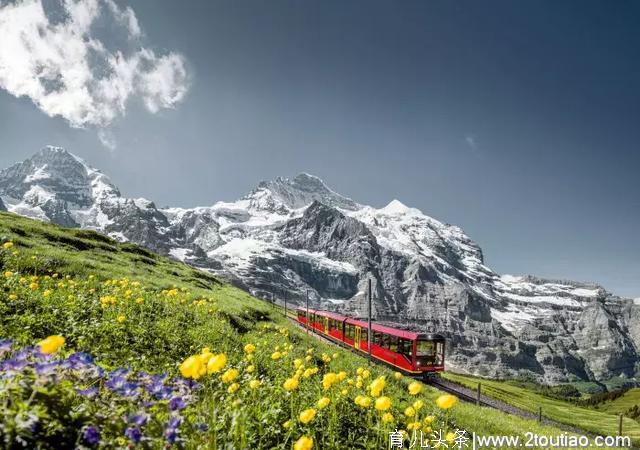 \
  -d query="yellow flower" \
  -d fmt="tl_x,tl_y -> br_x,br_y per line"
424,415 -> 435,424
361,369 -> 370,379
436,394 -> 458,410
408,381 -> 422,396
117,315 -> 126,323
404,406 -> 416,417
354,395 -> 371,408
283,377 -> 299,391
305,355 -> 312,362
282,420 -> 292,429
244,343 -> 256,354
38,335 -> 65,354
3,242 -> 14,249
271,351 -> 282,360
228,382 -> 240,394
135,297 -> 144,304
9,294 -> 17,300
375,396 -> 392,411
332,352 -> 338,359
370,376 -> 386,397
356,367 -> 364,375
317,397 -> 330,409
294,436 -> 313,450
4,271 -> 13,278
207,353 -> 227,373
43,289 -> 53,298
293,358 -> 304,369
249,379 -> 261,390
407,421 -> 421,431
394,371 -> 402,380
29,282 -> 39,291
382,412 -> 394,423
413,399 -> 424,411
322,372 -> 338,390
246,365 -> 255,373
445,432 -> 456,443
299,408 -> 316,424
221,368 -> 239,383
180,355 -> 203,379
